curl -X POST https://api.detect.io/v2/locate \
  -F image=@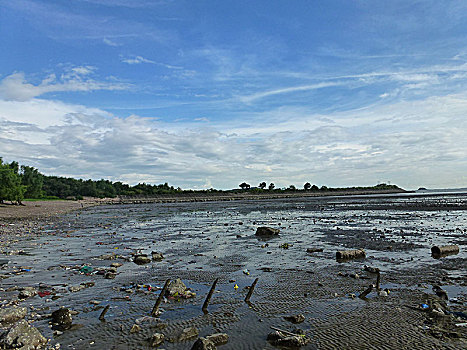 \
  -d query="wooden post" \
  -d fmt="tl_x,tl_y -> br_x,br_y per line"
202,278 -> 219,312
359,284 -> 373,299
99,305 -> 110,321
244,278 -> 259,303
376,271 -> 381,291
151,279 -> 170,317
